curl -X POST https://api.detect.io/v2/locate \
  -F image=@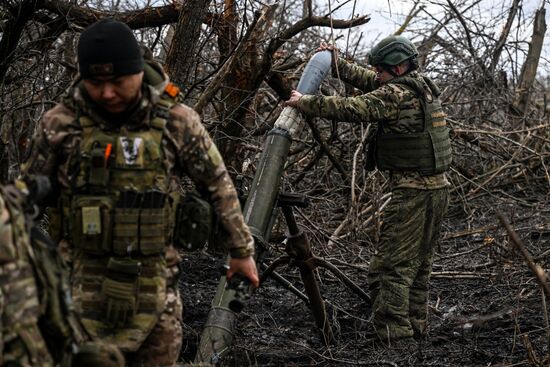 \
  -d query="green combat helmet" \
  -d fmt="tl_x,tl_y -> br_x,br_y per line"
368,35 -> 419,66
